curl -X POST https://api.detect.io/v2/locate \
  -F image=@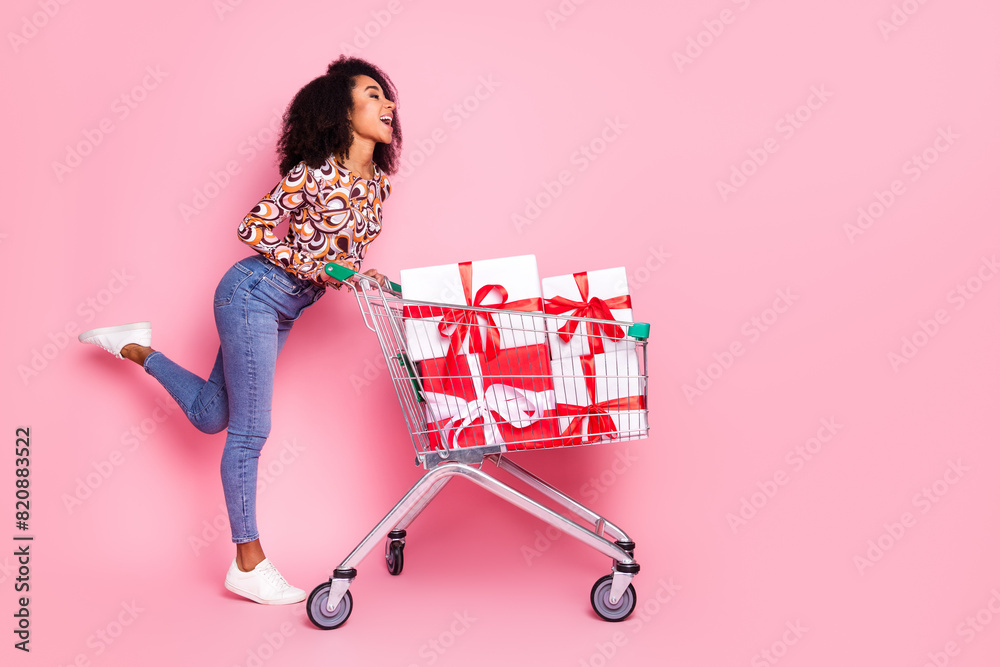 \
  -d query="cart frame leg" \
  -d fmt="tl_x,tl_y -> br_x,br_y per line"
392,476 -> 452,532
